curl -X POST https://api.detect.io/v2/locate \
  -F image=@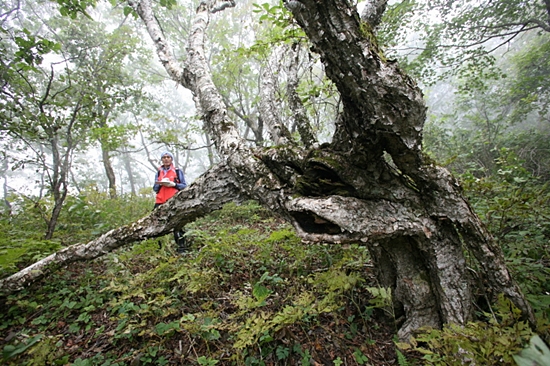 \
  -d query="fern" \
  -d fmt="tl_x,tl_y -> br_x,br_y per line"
396,349 -> 410,366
